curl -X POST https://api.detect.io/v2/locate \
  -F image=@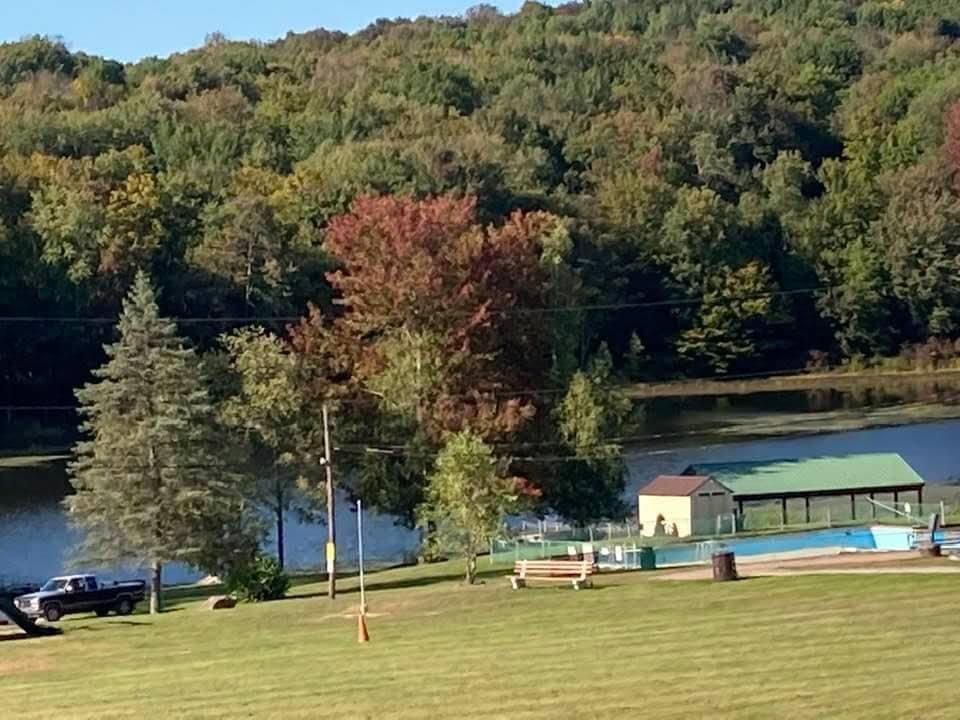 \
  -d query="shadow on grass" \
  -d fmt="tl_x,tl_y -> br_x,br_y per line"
162,571 -> 341,608
164,585 -> 226,606
655,574 -> 762,585
0,632 -> 59,642
158,561 -> 514,607
64,619 -> 150,633
286,566 -> 507,600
